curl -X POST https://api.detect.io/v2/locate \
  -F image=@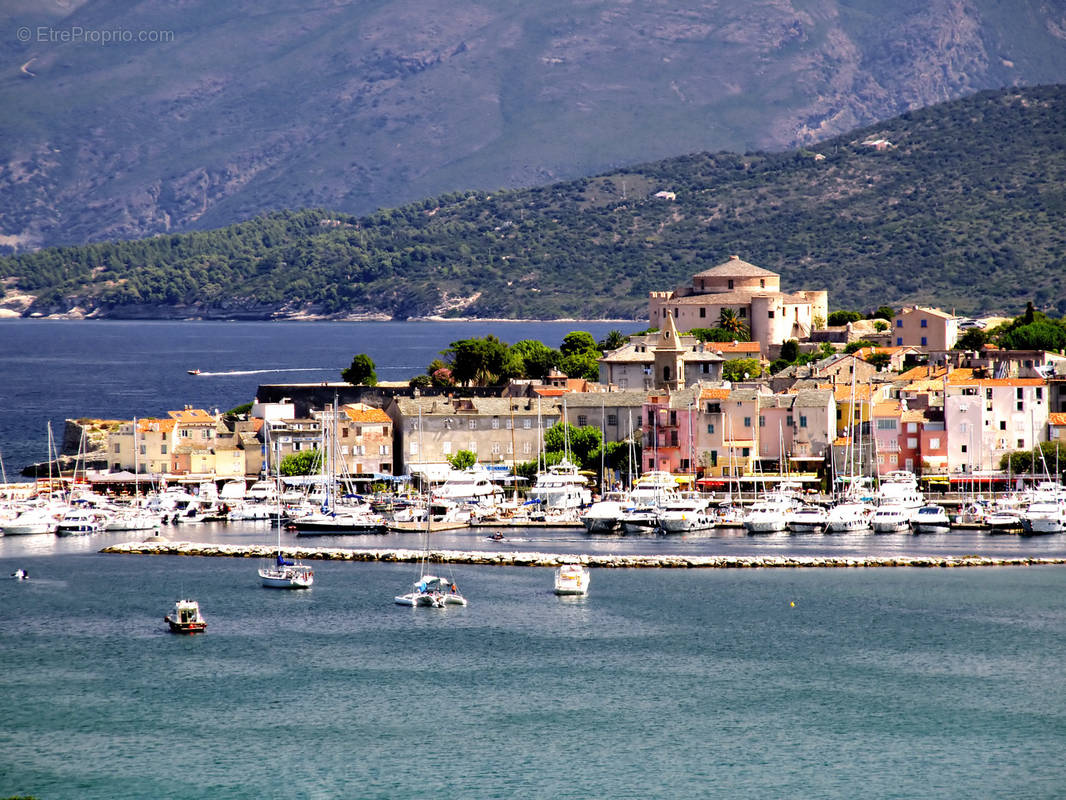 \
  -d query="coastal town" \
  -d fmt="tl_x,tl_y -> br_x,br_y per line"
5,256 -> 1066,536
